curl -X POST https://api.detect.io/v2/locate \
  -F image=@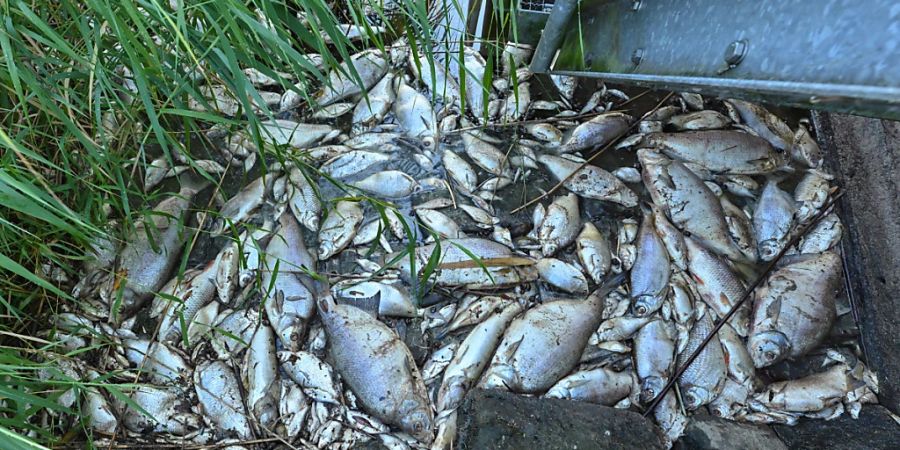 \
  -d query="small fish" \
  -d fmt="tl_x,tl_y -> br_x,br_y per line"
666,110 -> 732,131
537,258 -> 589,294
612,167 -> 642,184
123,386 -> 200,435
748,252 -> 841,368
320,150 -> 391,179
461,132 -> 512,178
720,195 -> 758,263
718,323 -> 757,387
417,208 -> 465,239
654,391 -> 688,447
550,74 -> 577,103
443,150 -> 478,194
684,236 -> 751,335
538,154 -> 638,207
753,180 -> 796,261
677,311 -> 727,410
242,324 -> 280,428
798,212 -> 843,254
594,316 -> 651,342
794,169 -> 831,223
790,123 -> 823,168
422,342 -> 459,384
194,360 -> 252,439
279,350 -> 342,404
752,361 -> 877,416
219,175 -> 270,226
314,50 -> 389,106
524,123 -> 564,146
318,201 -> 364,259
546,367 -> 636,406
559,112 -> 632,153
260,119 -> 338,149
634,319 -> 675,403
352,72 -> 396,134
445,295 -> 514,334
501,42 -> 533,75
576,223 -> 612,284
311,102 -> 354,119
263,213 -> 317,349
277,380 -> 310,438
725,99 -> 793,151
156,260 -> 217,343
333,281 -> 417,318
352,170 -> 419,199
288,166 -> 322,232
538,193 -> 581,256
409,52 -> 462,109
393,76 -> 438,149
317,295 -> 434,442
460,48 -> 489,122
501,81 -> 530,122
631,212 -> 670,317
